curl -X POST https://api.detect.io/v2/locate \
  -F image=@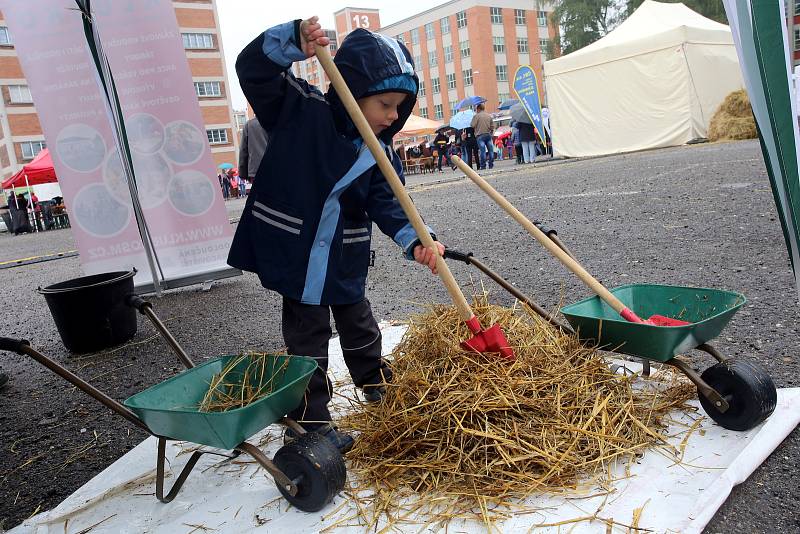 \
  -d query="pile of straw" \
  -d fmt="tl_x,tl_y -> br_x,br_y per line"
340,297 -> 694,528
199,353 -> 289,412
708,89 -> 757,141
